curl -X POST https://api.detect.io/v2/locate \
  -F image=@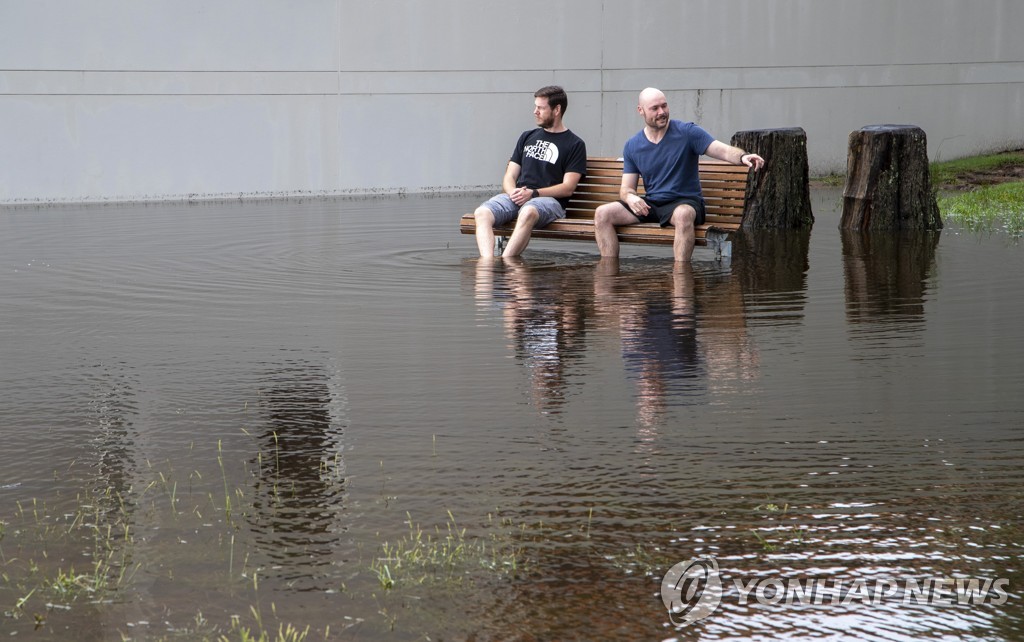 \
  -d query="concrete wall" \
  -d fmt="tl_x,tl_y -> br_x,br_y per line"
2,0 -> 1022,203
